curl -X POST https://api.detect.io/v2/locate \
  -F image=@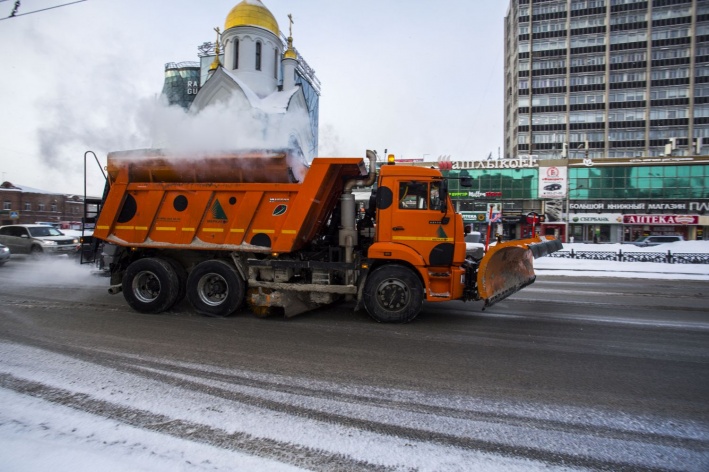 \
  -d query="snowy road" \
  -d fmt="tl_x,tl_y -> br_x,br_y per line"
0,258 -> 708,471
